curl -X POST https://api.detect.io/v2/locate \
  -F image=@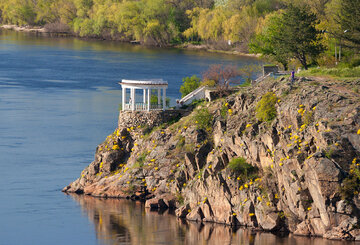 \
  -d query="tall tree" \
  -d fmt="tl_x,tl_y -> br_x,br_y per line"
249,11 -> 290,70
250,4 -> 324,69
337,0 -> 360,51
279,4 -> 325,69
